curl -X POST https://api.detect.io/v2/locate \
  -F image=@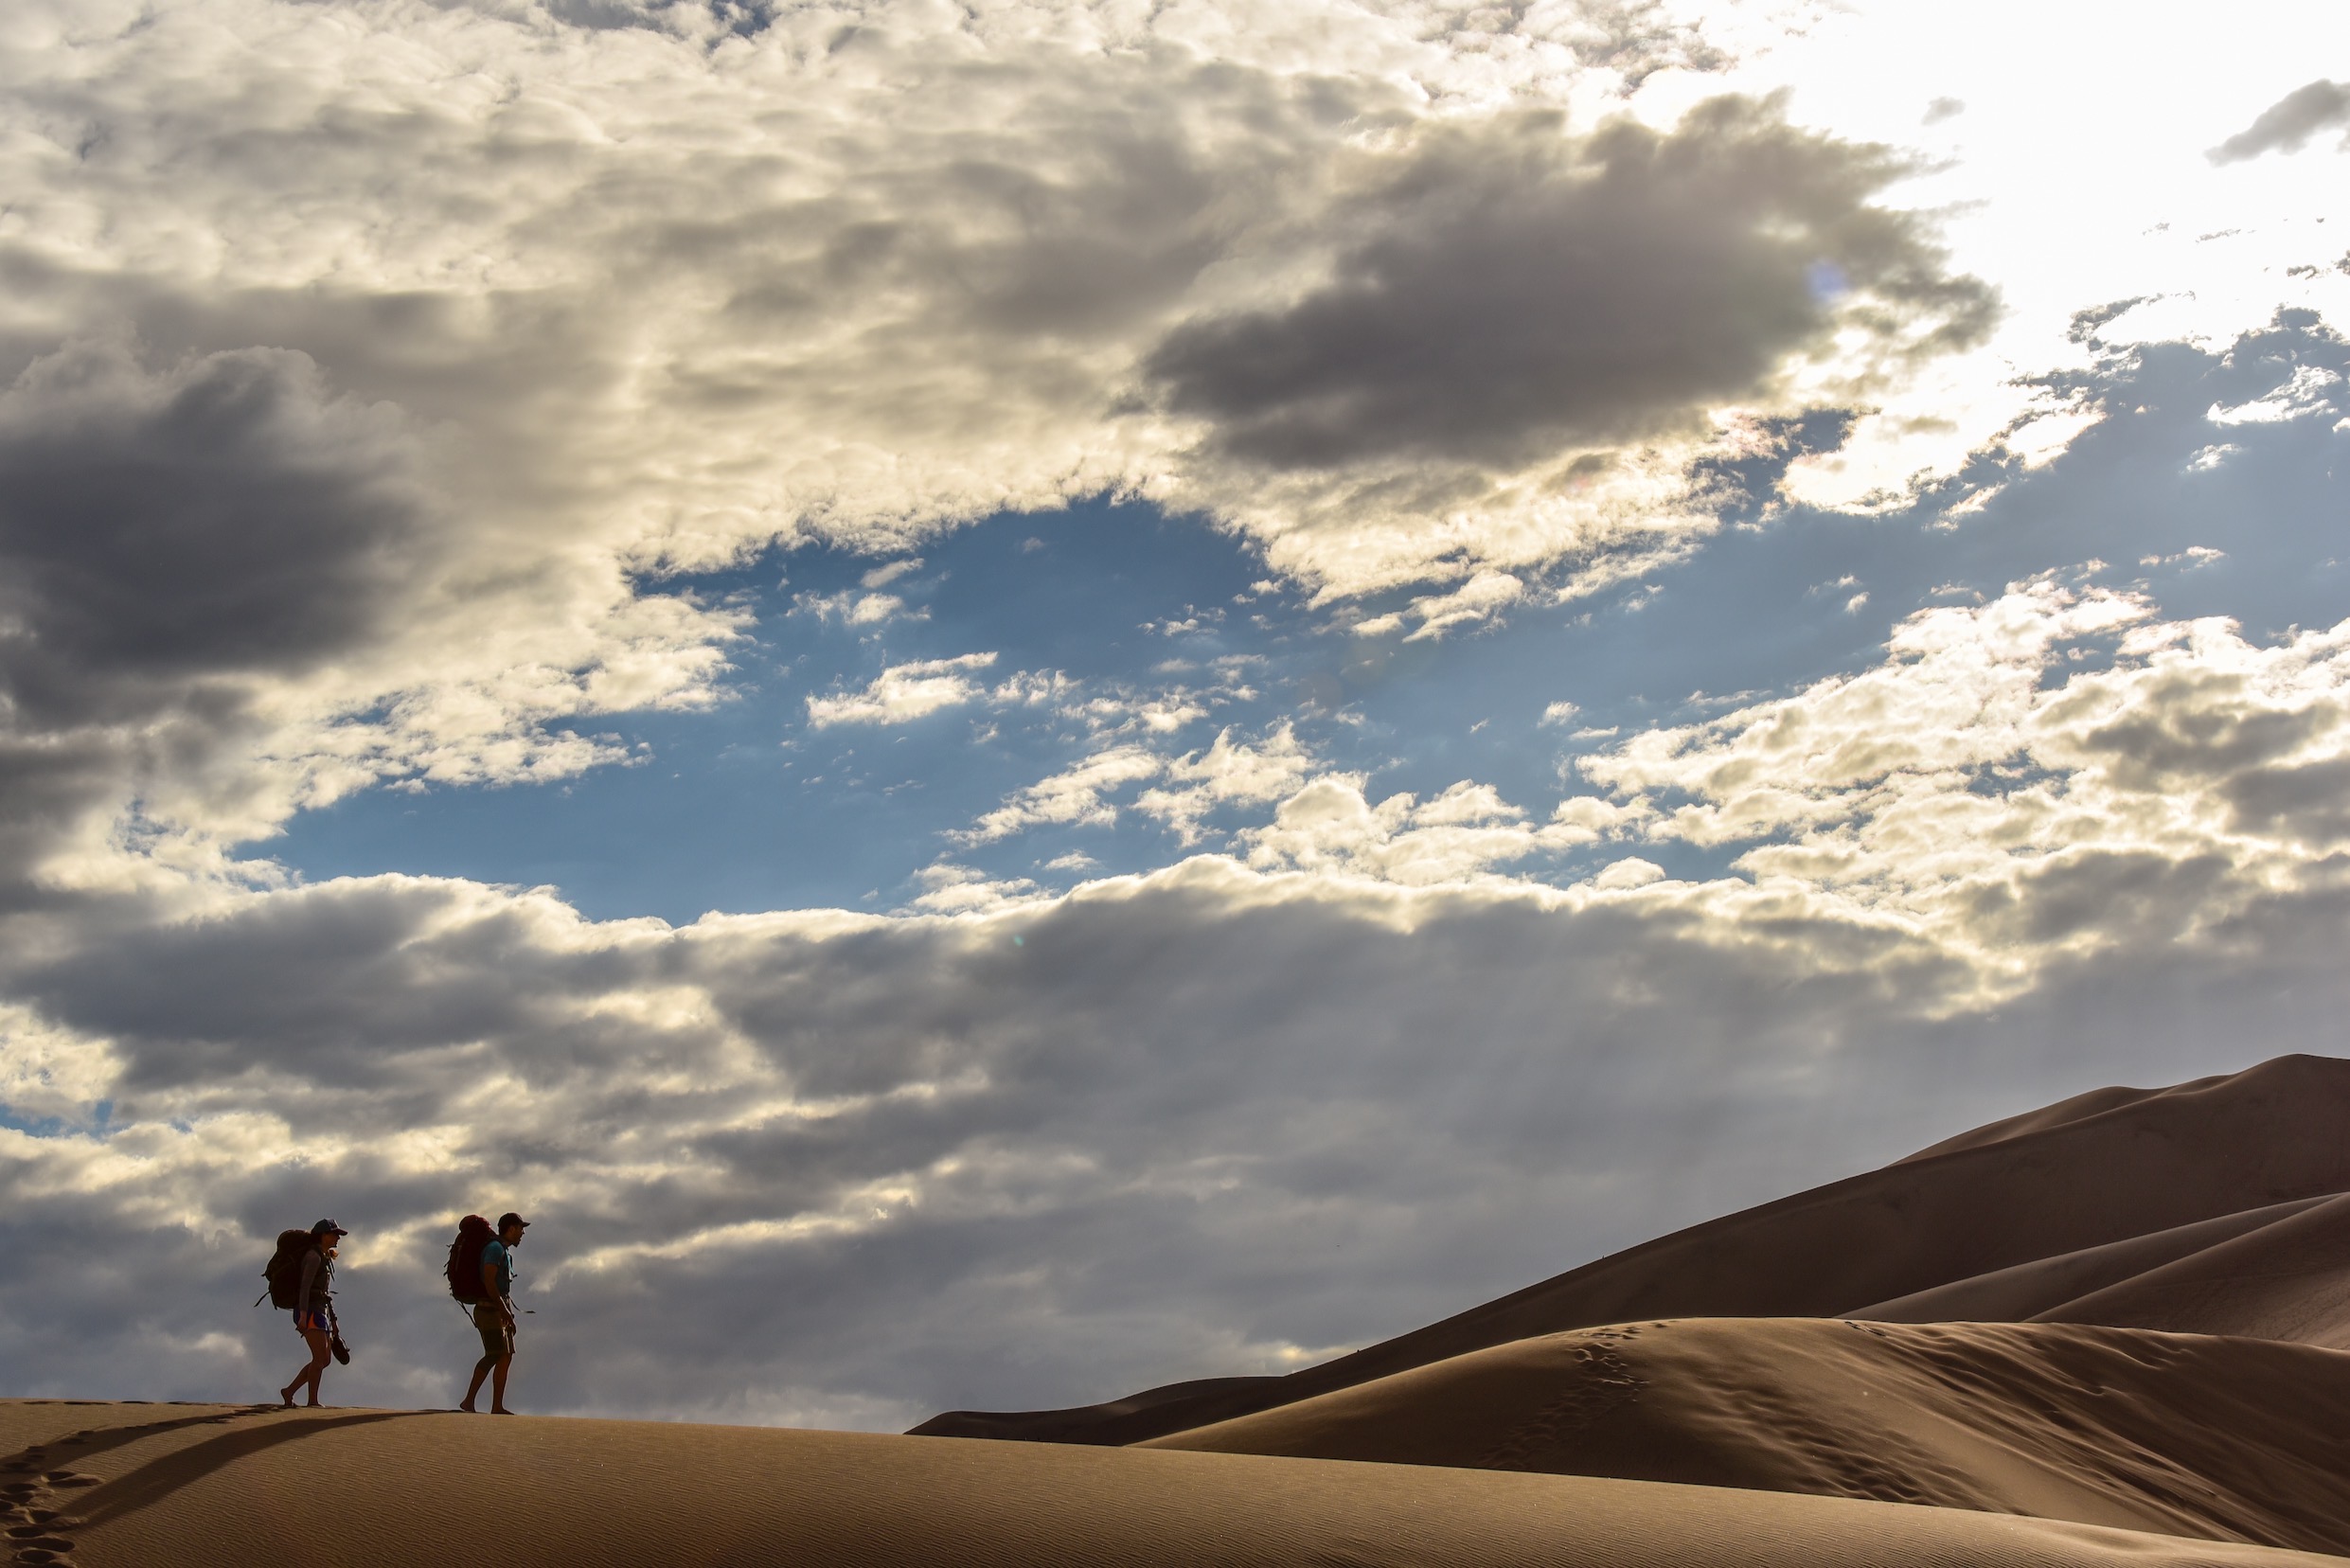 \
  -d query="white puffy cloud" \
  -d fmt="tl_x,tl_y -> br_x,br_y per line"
1576,576 -> 2350,1000
806,652 -> 1001,727
957,744 -> 1167,843
1397,571 -> 1528,641
1242,776 -> 1633,884
906,863 -> 1046,914
1134,725 -> 1321,843
0,1003 -> 120,1125
2208,364 -> 2344,426
1581,578 -> 2155,849
1593,855 -> 1665,889
958,722 -> 1316,846
793,589 -> 923,628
